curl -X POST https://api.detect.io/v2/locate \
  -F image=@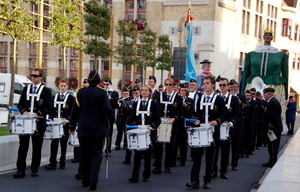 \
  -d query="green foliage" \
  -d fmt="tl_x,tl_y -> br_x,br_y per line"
83,0 -> 112,59
115,19 -> 138,39
48,0 -> 83,50
157,34 -> 172,71
0,0 -> 36,42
